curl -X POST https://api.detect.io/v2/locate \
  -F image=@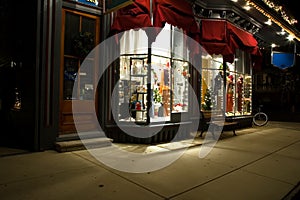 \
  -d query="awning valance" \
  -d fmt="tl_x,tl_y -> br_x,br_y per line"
109,0 -> 198,36
108,2 -> 261,69
200,19 -> 261,65
109,0 -> 152,36
227,23 -> 258,48
109,0 -> 199,53
153,0 -> 199,35
201,20 -> 227,42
